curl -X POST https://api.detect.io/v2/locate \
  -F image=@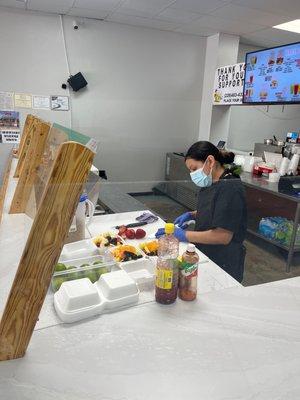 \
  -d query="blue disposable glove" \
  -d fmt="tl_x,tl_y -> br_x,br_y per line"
155,227 -> 188,242
174,212 -> 194,228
